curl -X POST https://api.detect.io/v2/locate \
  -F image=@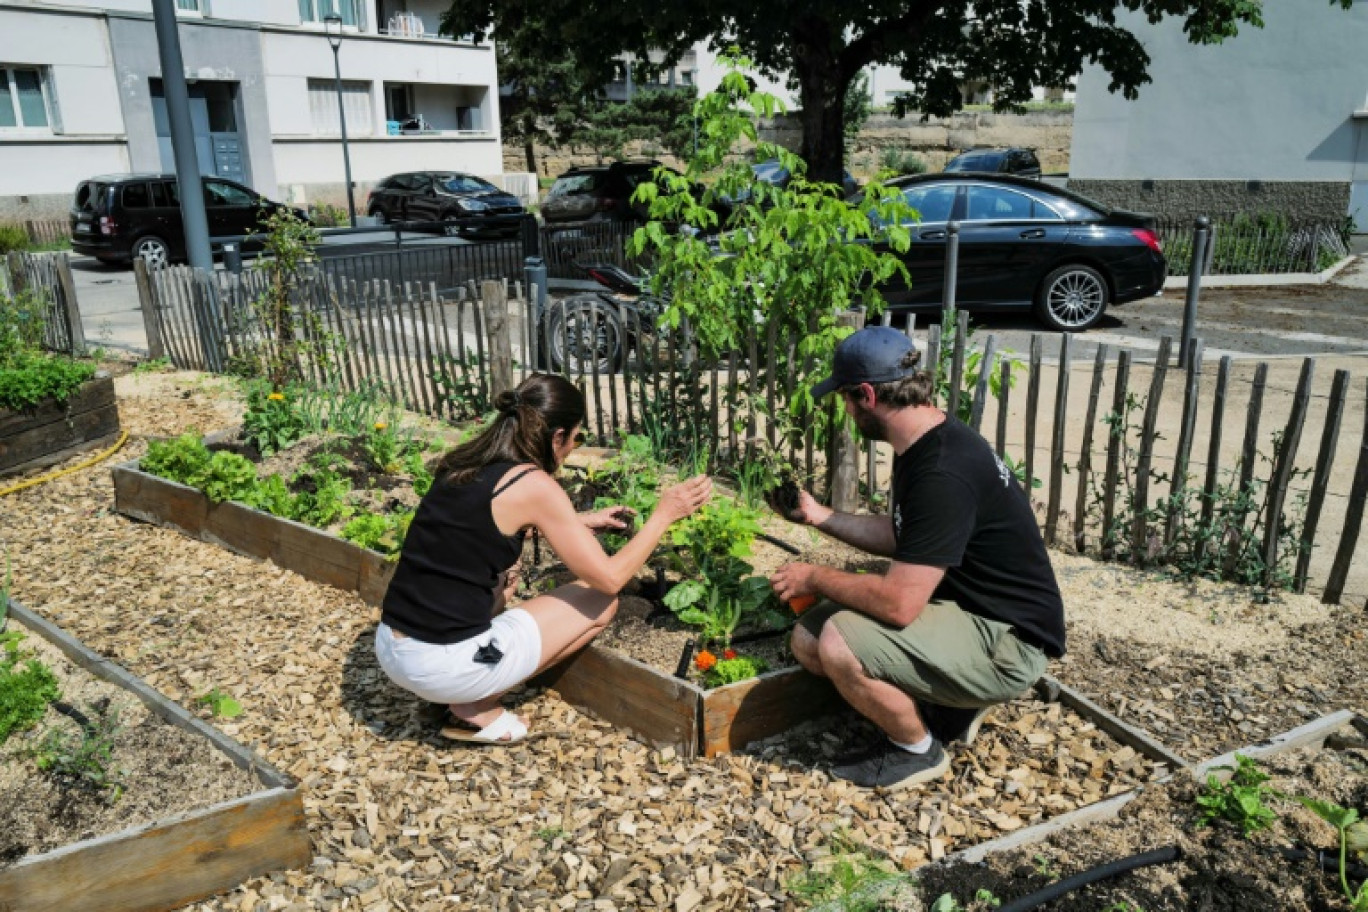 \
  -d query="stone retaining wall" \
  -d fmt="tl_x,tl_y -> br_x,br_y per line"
1066,179 -> 1352,223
